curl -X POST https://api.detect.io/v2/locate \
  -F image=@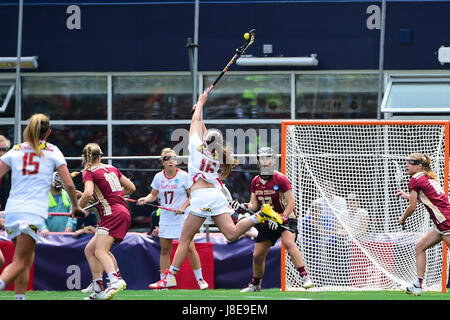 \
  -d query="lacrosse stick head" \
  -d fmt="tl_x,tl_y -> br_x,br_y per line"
392,160 -> 404,186
237,29 -> 256,55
